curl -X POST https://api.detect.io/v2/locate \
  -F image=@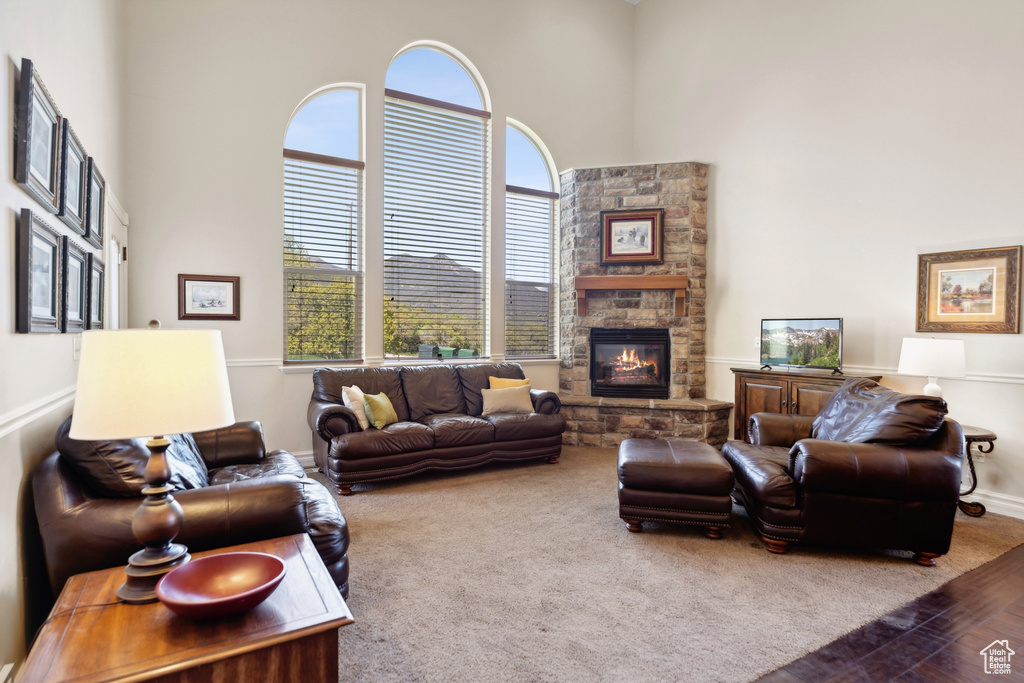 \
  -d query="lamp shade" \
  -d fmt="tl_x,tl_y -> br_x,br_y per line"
897,338 -> 966,379
70,329 -> 235,440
